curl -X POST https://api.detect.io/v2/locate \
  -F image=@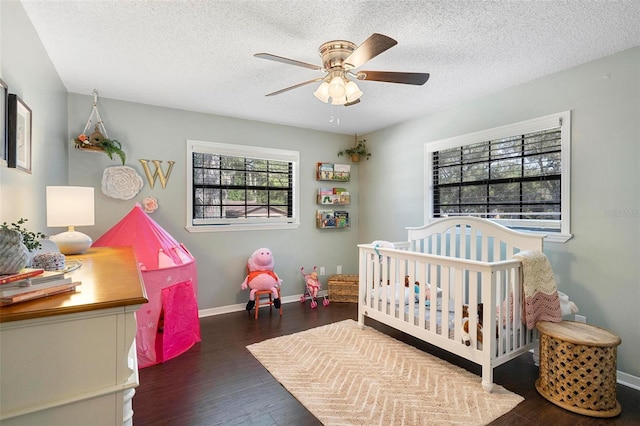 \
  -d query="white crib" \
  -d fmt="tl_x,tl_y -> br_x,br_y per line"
357,216 -> 544,392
